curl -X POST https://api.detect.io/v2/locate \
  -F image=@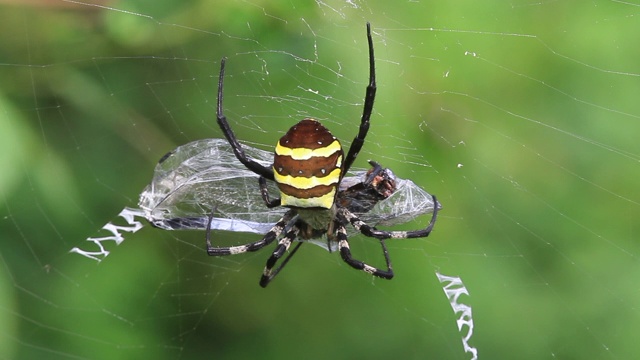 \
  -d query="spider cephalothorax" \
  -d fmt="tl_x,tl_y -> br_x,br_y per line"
206,23 -> 439,287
